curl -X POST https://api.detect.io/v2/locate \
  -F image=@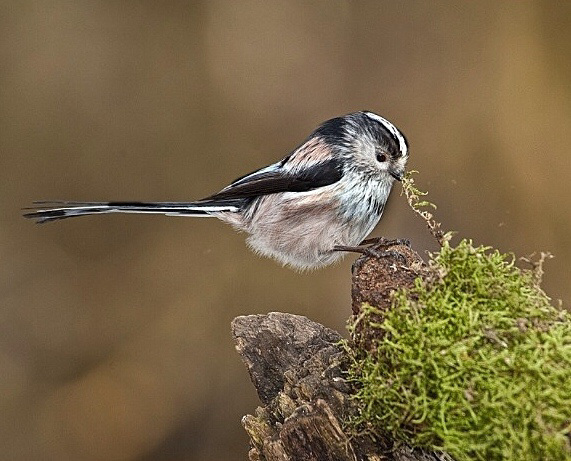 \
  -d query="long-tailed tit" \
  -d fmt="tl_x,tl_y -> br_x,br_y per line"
24,111 -> 409,270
